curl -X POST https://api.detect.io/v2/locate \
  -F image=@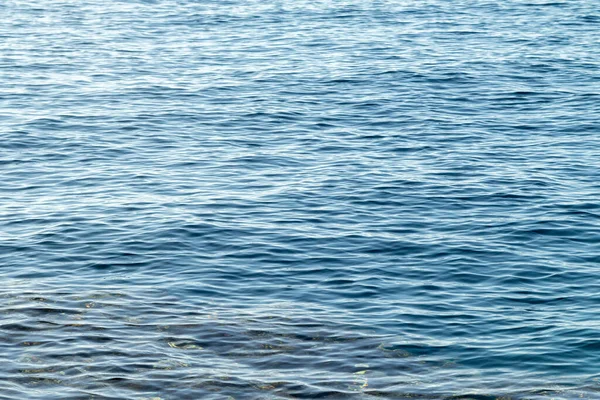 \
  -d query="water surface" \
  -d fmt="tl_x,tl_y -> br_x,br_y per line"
2,0 -> 600,398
